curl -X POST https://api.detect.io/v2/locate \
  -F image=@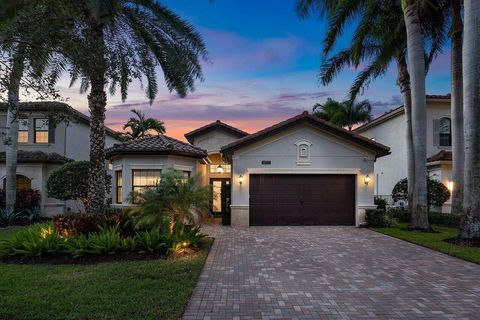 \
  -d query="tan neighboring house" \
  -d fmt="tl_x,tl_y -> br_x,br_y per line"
354,94 -> 453,212
0,102 -> 122,216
